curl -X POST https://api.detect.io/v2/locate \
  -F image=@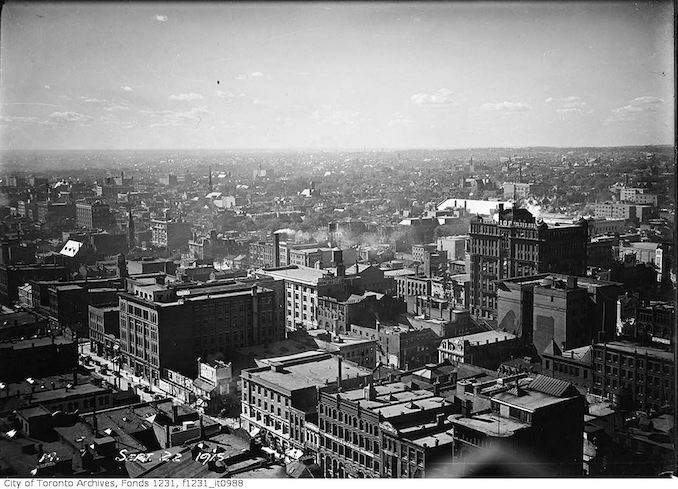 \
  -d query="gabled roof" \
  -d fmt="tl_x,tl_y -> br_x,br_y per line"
528,375 -> 578,398
59,240 -> 83,257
